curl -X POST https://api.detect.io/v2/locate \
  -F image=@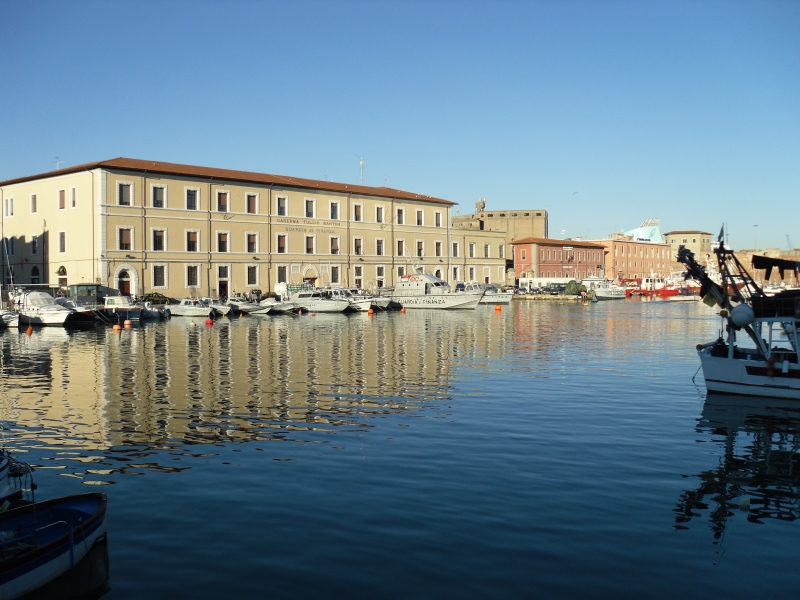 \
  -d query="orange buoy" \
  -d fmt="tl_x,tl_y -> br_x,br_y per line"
123,319 -> 132,327
112,324 -> 122,332
400,308 -> 406,314
367,308 -> 374,315
205,318 -> 214,326
495,305 -> 502,312
239,312 -> 243,318
312,313 -> 316,317
26,326 -> 33,336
